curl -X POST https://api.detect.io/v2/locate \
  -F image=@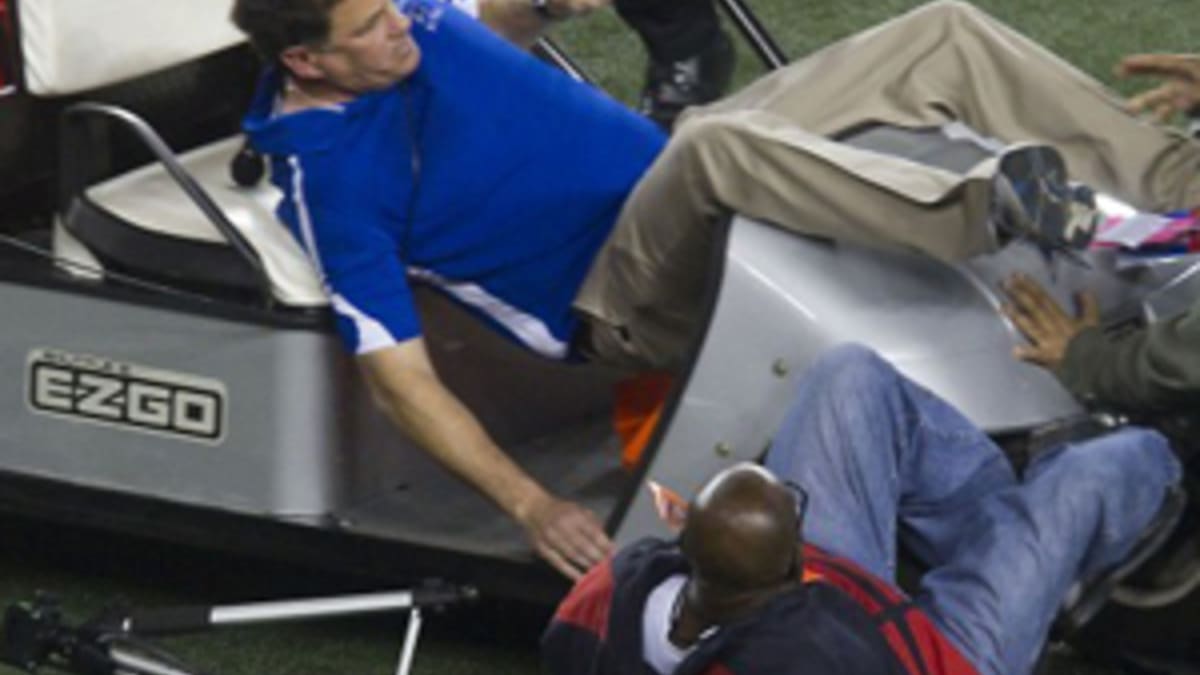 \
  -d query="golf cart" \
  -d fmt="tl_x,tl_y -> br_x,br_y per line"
0,0 -> 1197,664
